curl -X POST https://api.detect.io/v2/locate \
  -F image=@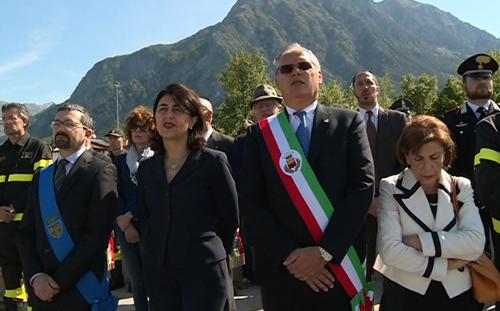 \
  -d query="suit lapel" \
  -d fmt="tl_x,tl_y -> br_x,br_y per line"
394,169 -> 435,230
57,150 -> 92,197
375,109 -> 389,166
308,104 -> 331,164
395,169 -> 456,232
